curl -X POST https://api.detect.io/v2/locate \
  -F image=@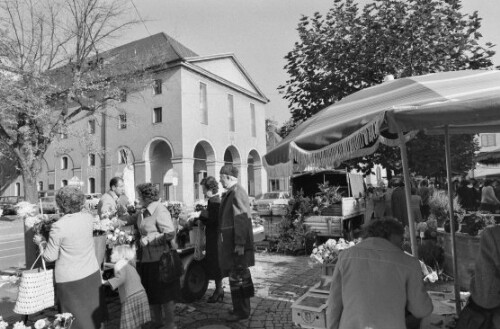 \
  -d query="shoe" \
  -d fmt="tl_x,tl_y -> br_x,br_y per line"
226,314 -> 249,322
207,289 -> 224,303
